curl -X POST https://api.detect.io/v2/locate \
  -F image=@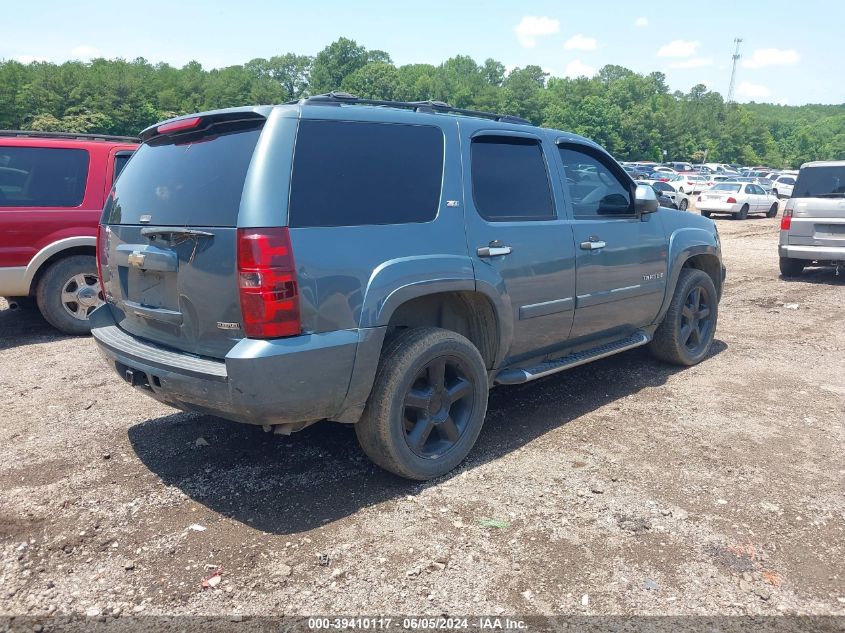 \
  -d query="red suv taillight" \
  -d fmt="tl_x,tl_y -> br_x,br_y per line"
96,224 -> 109,295
237,227 -> 300,338
780,207 -> 793,230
